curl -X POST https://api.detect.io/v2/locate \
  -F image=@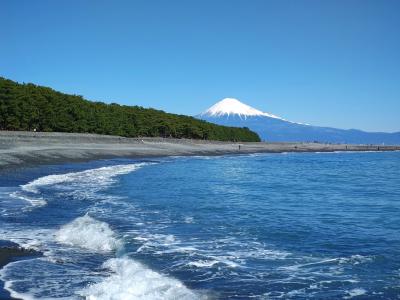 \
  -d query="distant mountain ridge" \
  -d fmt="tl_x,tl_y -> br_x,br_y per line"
198,98 -> 400,145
